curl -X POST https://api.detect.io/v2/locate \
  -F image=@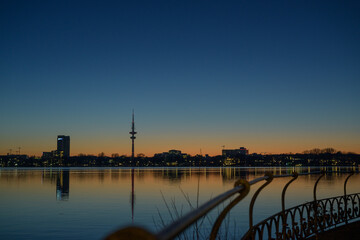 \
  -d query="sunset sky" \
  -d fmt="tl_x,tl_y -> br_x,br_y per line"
1,0 -> 359,156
